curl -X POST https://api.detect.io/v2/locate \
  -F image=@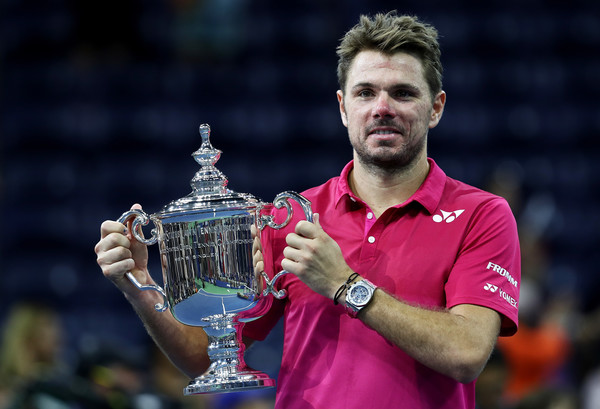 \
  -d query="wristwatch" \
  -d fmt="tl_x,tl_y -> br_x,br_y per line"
345,279 -> 377,318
